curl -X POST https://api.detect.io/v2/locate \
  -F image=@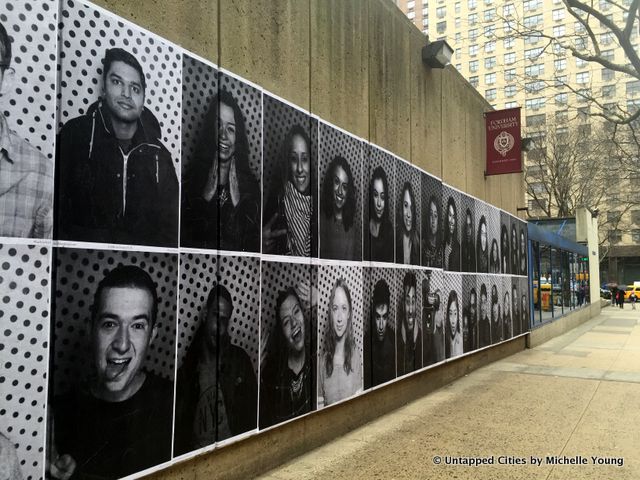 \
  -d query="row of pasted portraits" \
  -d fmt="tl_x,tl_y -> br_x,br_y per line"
29,247 -> 530,480
0,0 -> 526,276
